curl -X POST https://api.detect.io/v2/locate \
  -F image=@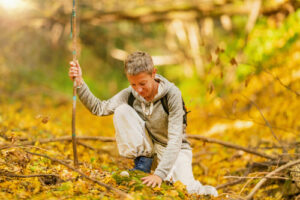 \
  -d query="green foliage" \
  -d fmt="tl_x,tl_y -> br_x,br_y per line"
245,10 -> 300,69
57,181 -> 73,191
236,64 -> 252,81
